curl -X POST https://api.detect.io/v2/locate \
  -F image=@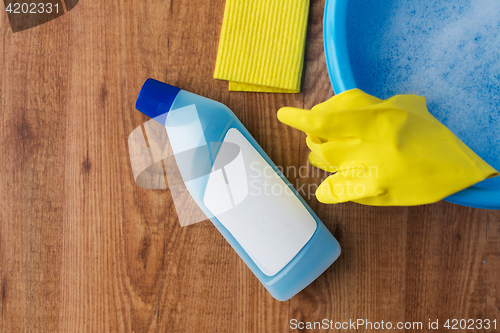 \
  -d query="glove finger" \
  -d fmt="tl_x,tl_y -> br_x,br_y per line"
308,151 -> 335,172
316,174 -> 385,204
309,152 -> 370,177
278,106 -> 376,138
306,136 -> 362,169
277,106 -> 324,134
279,90 -> 385,136
278,107 -> 355,138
